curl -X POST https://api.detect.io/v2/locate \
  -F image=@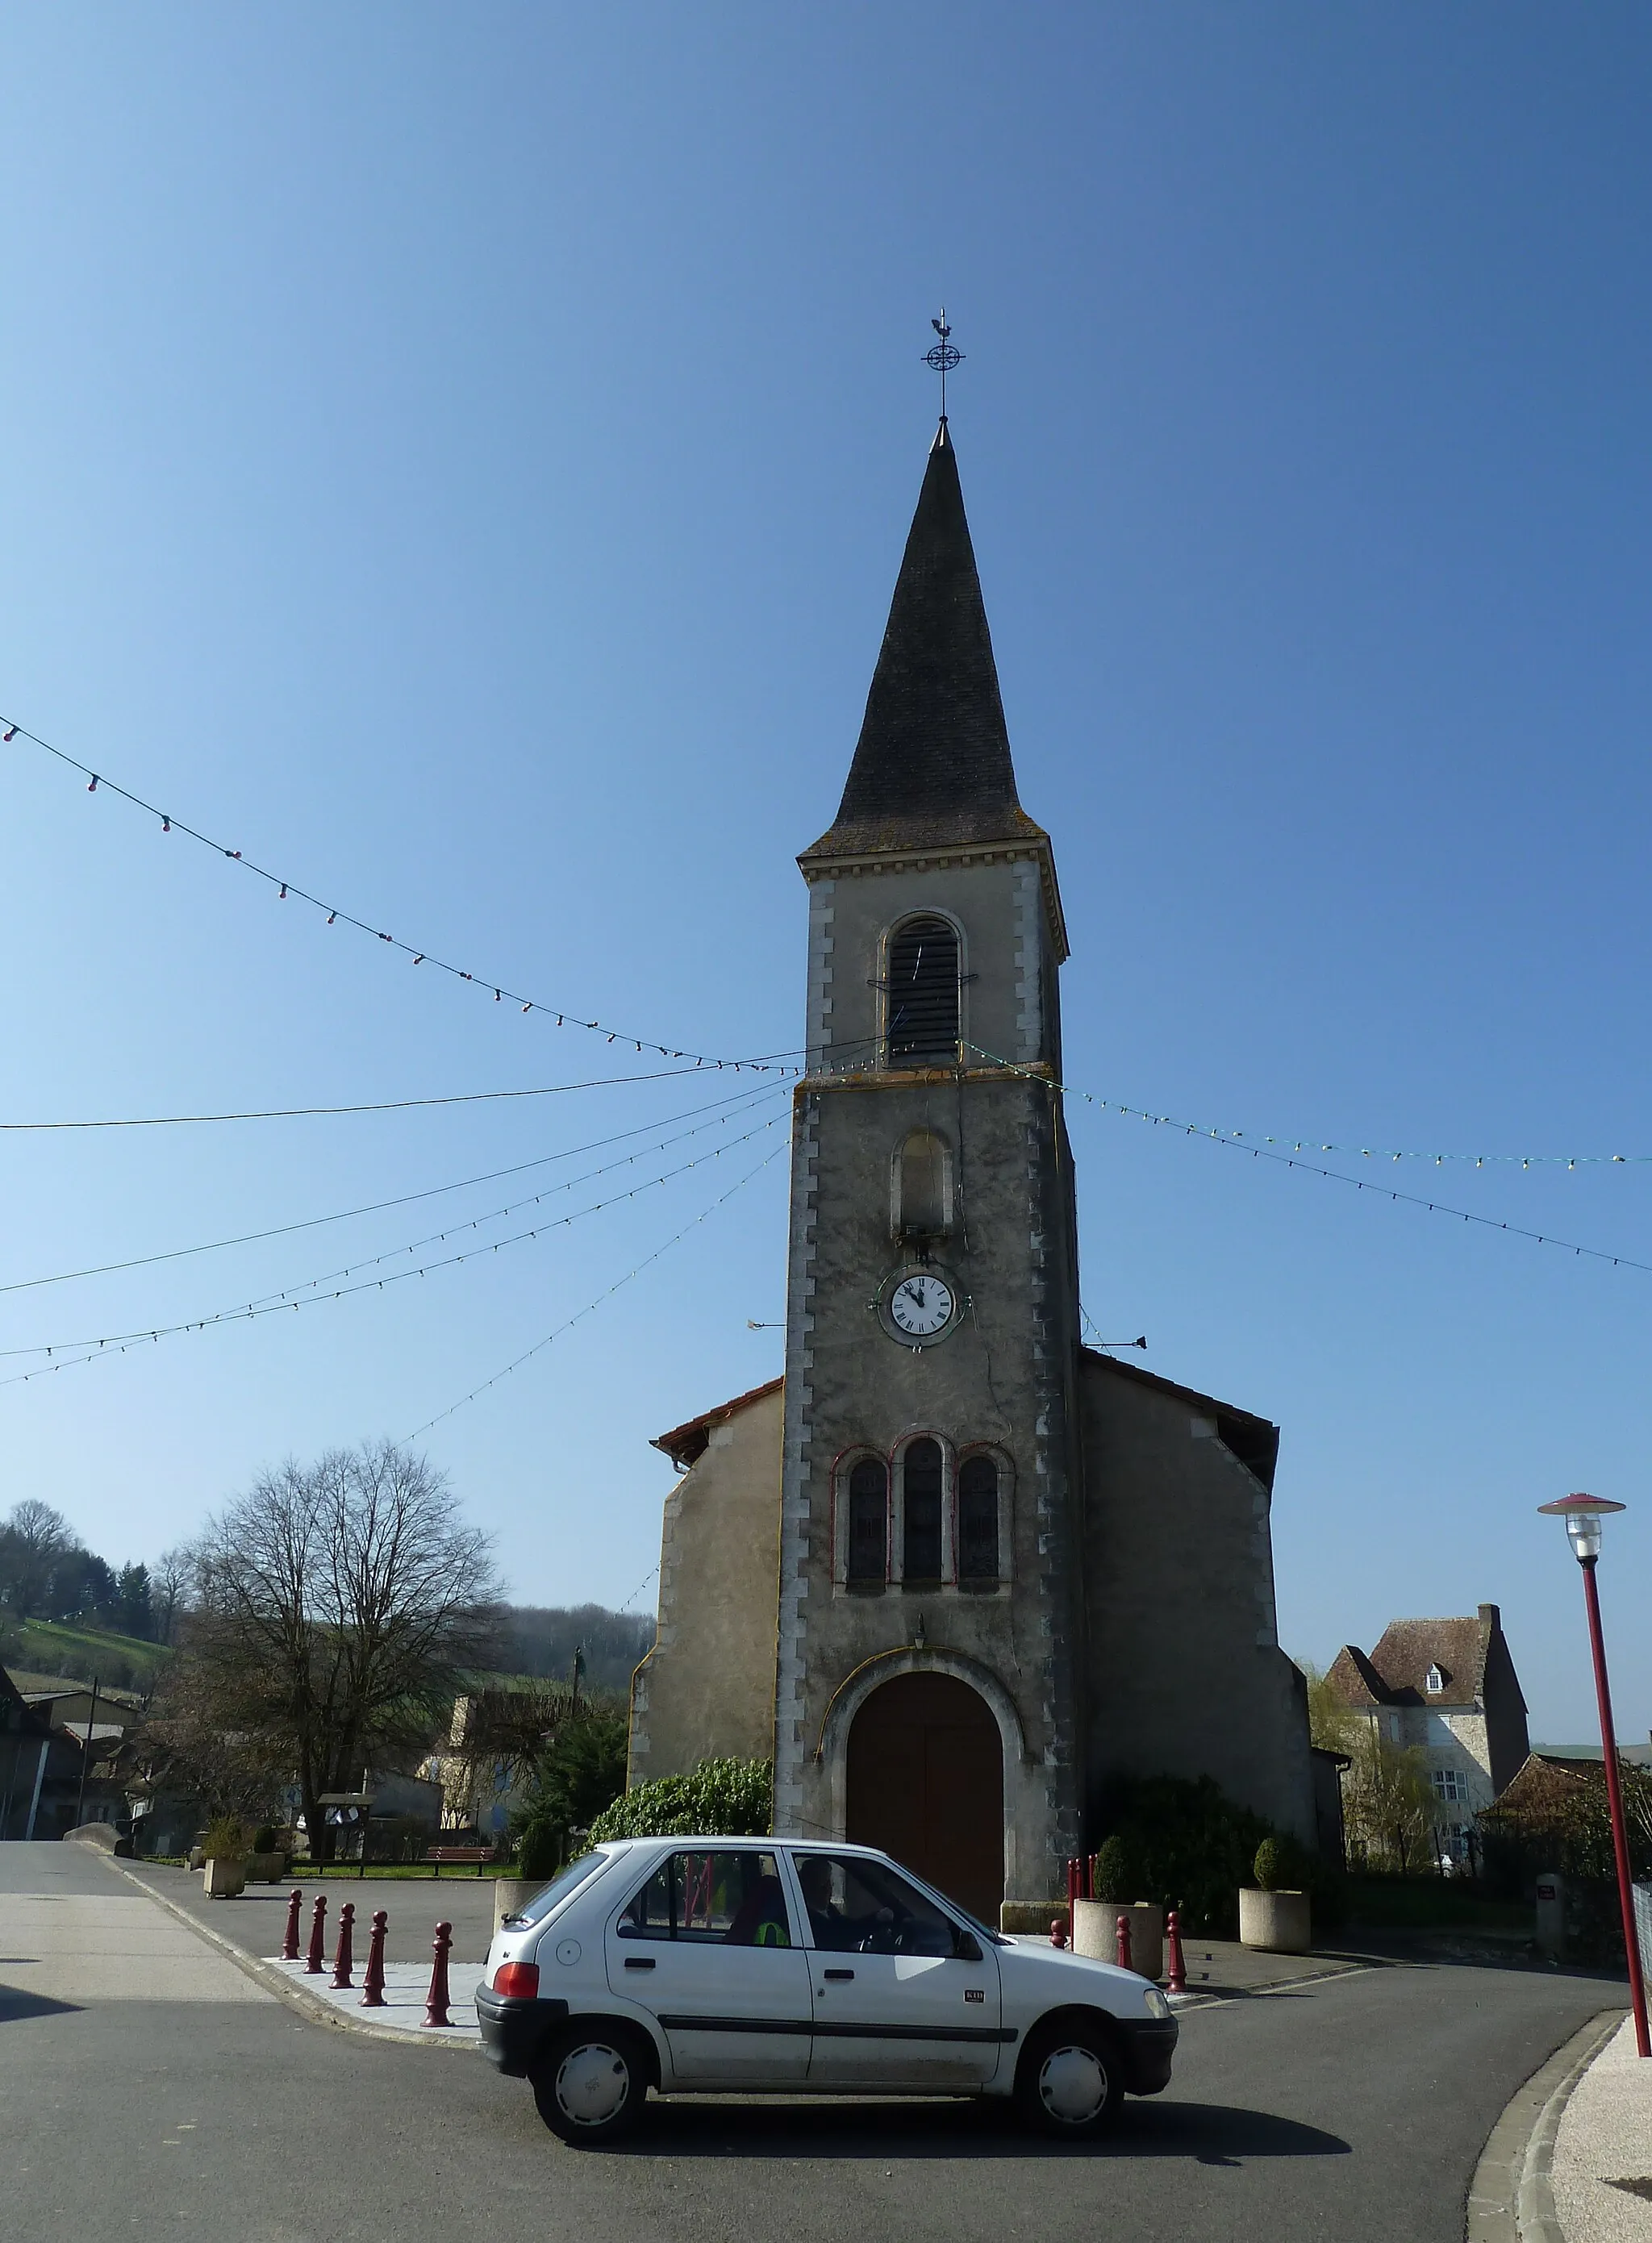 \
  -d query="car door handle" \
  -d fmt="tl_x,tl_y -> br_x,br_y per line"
624,1957 -> 657,1970
822,1968 -> 854,1981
